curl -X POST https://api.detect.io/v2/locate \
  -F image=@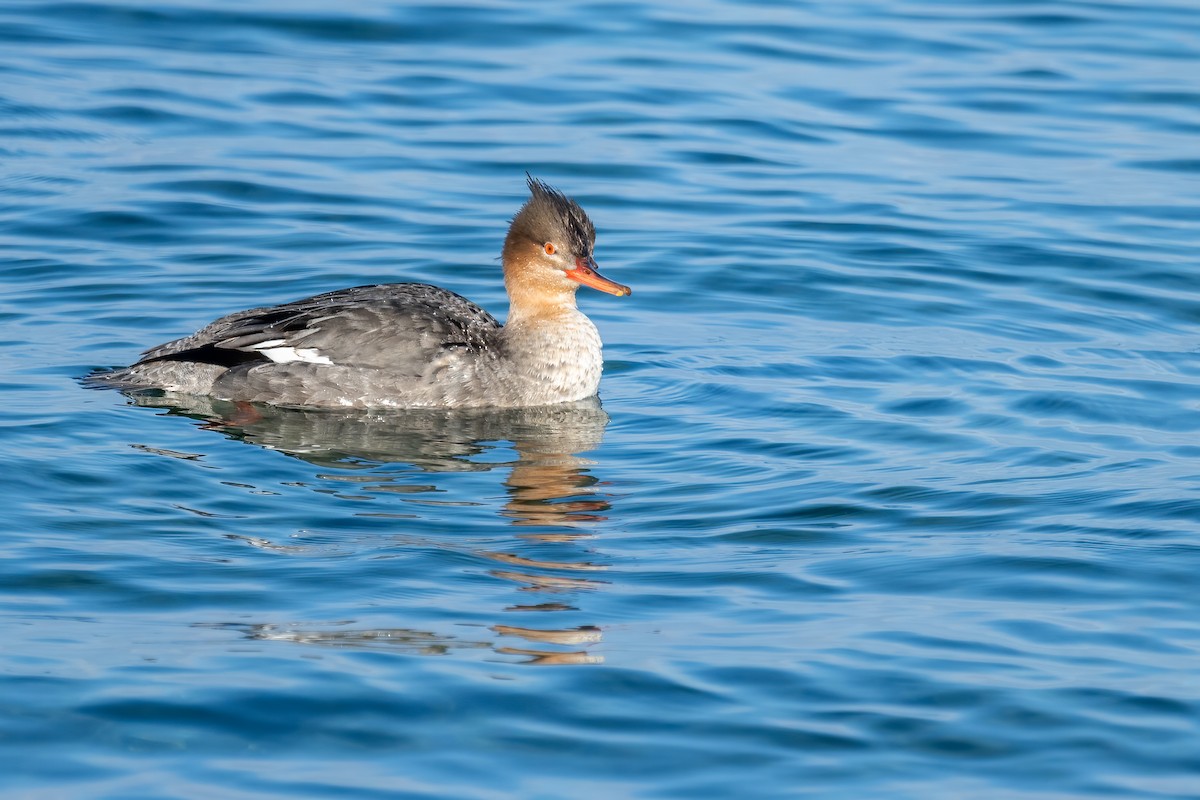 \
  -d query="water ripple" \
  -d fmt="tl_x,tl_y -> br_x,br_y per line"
3,0 -> 1200,797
